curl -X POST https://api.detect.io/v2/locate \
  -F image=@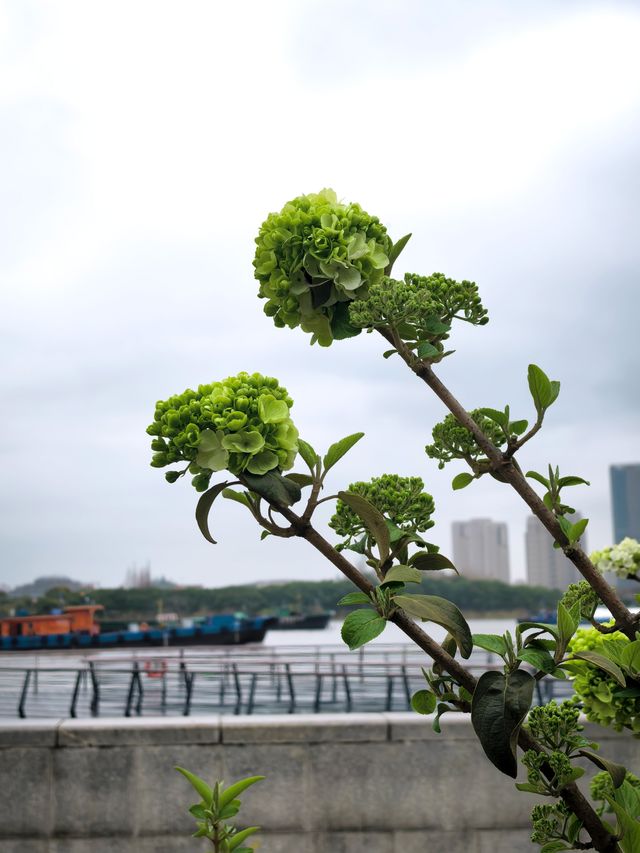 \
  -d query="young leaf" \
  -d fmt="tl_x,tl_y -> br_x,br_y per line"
285,473 -> 315,487
572,651 -> 626,687
382,349 -> 397,359
540,842 -> 569,853
411,689 -> 437,714
408,552 -> 458,573
385,232 -> 412,273
577,750 -> 626,789
471,670 -> 535,778
229,827 -> 260,850
337,490 -> 390,563
219,776 -> 265,808
394,594 -> 472,658
341,609 -> 386,650
478,407 -> 508,428
297,439 -> 318,471
323,432 -> 365,474
527,364 -> 553,413
517,647 -> 556,673
557,475 -> 590,488
509,419 -> 528,435
568,517 -> 589,544
222,488 -> 252,508
417,341 -> 440,359
526,470 -> 550,489
337,591 -> 371,606
472,633 -> 508,657
557,602 -> 580,655
605,796 -> 640,853
382,564 -> 422,585
195,481 -> 231,544
175,766 -> 213,805
452,472 -> 474,491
